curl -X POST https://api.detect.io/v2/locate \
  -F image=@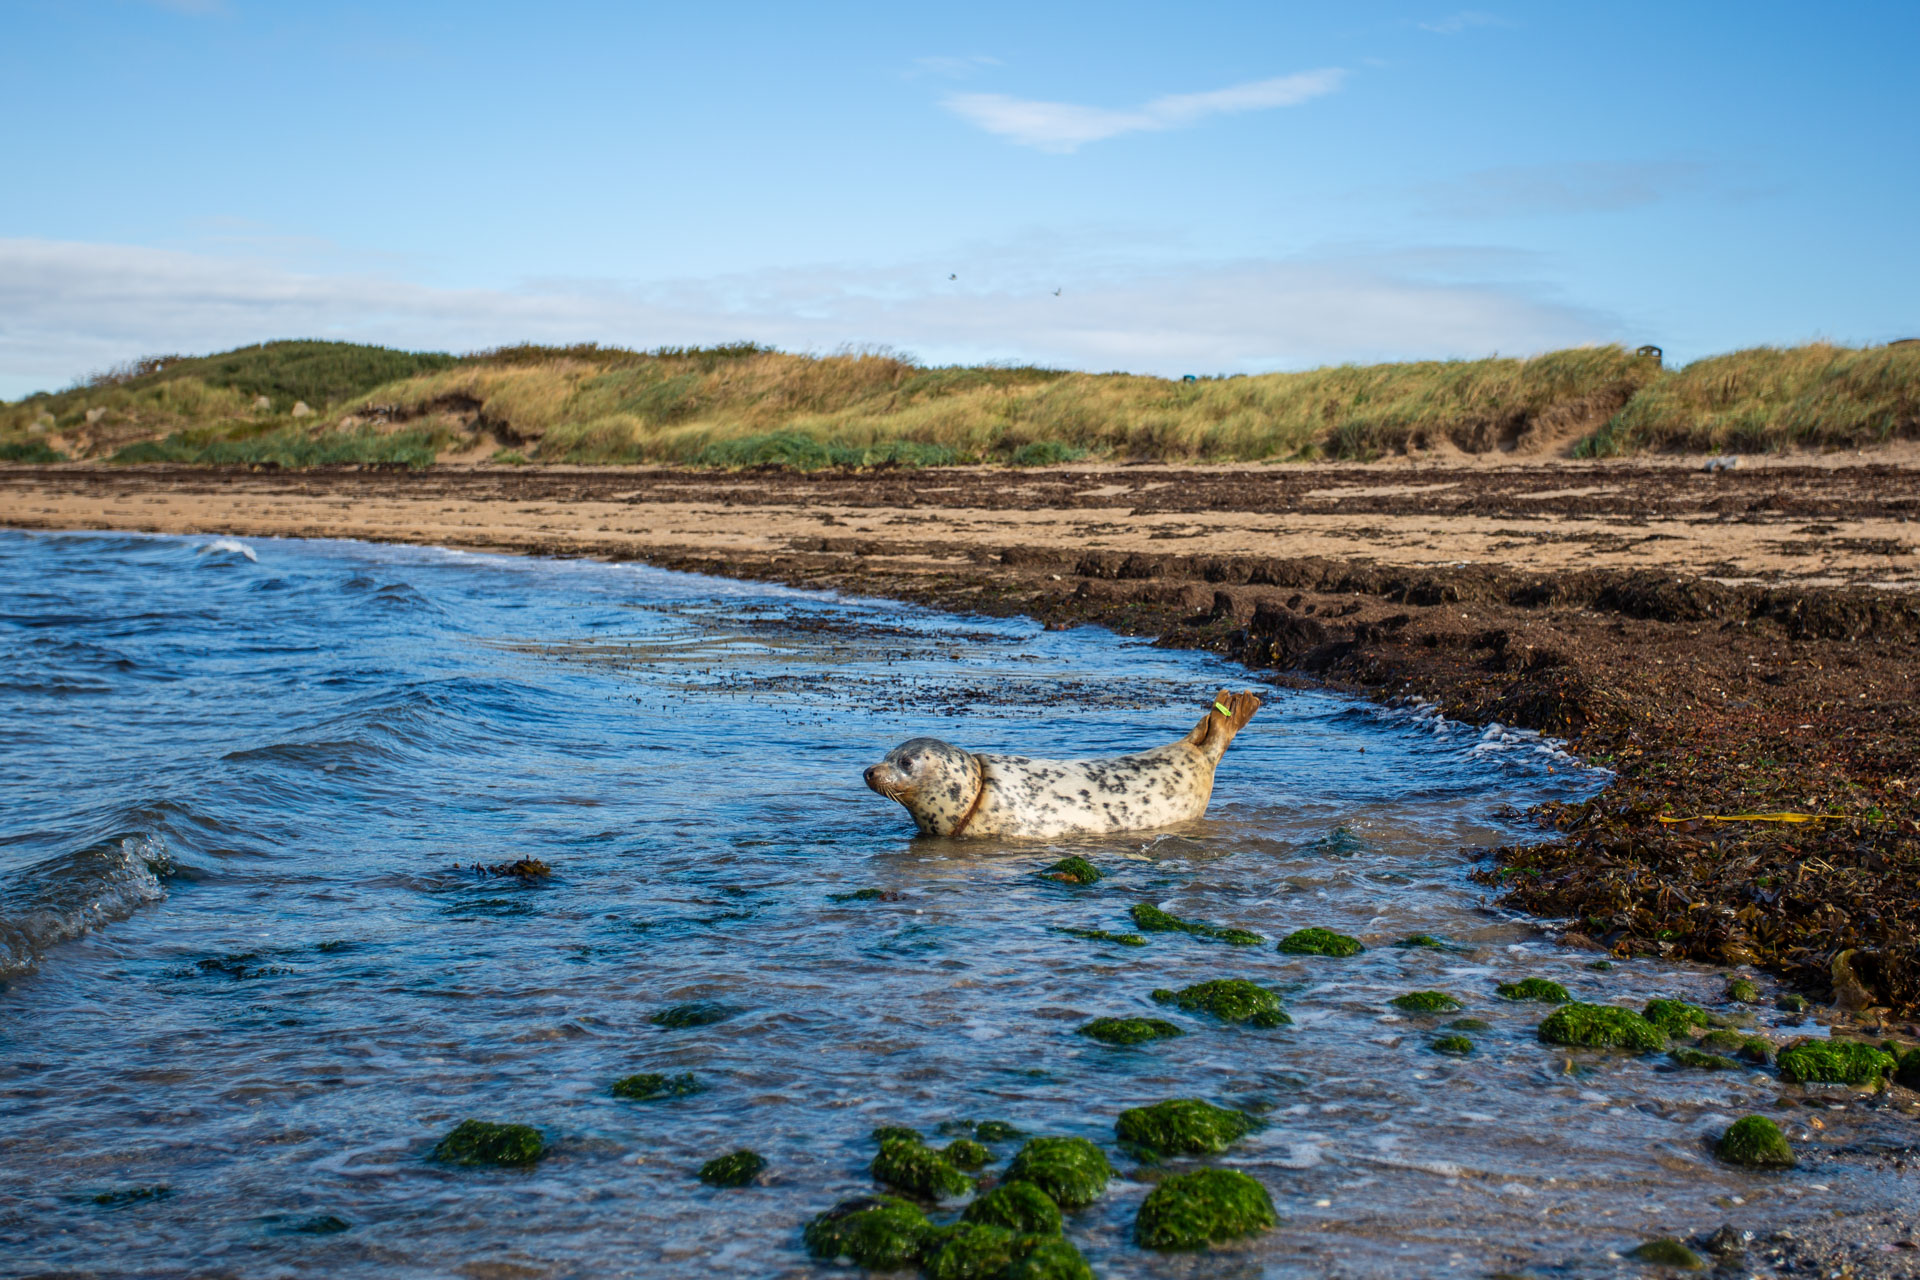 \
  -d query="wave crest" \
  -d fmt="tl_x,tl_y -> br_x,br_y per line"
0,835 -> 173,980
